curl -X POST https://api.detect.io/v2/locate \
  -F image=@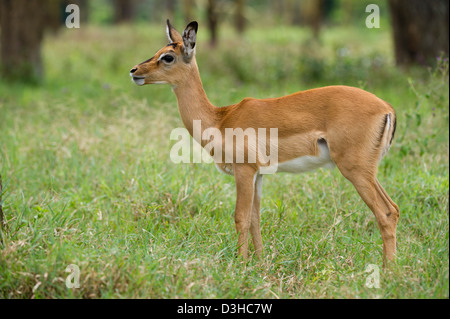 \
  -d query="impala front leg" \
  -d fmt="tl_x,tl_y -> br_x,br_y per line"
233,164 -> 257,260
250,174 -> 263,259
